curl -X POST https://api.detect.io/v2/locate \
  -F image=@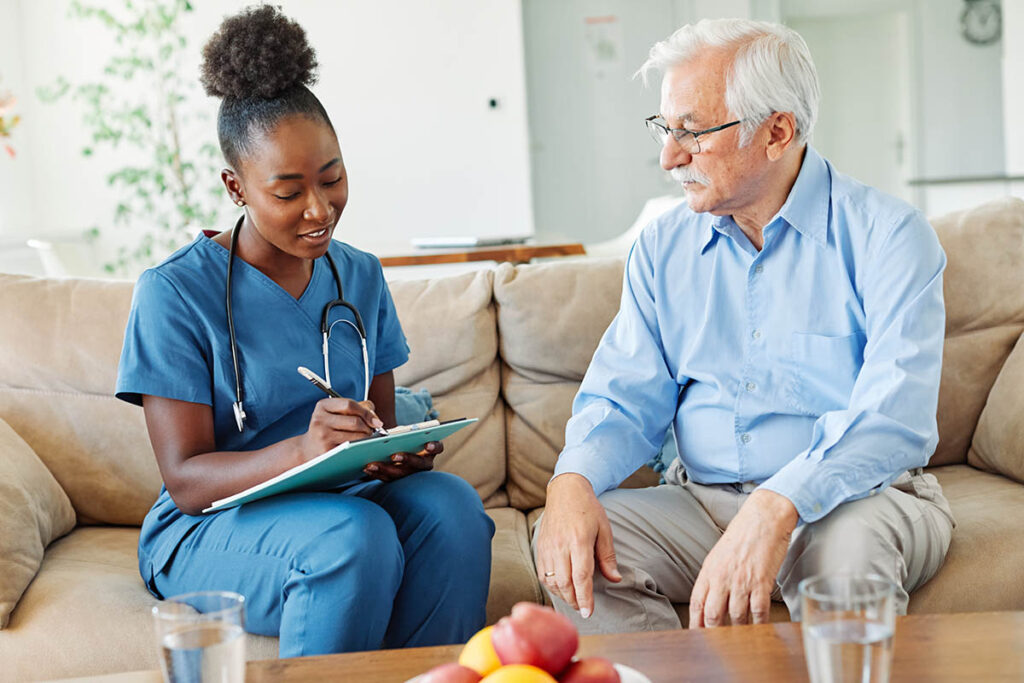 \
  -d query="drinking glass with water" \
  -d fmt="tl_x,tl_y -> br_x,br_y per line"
799,575 -> 897,683
152,591 -> 246,683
